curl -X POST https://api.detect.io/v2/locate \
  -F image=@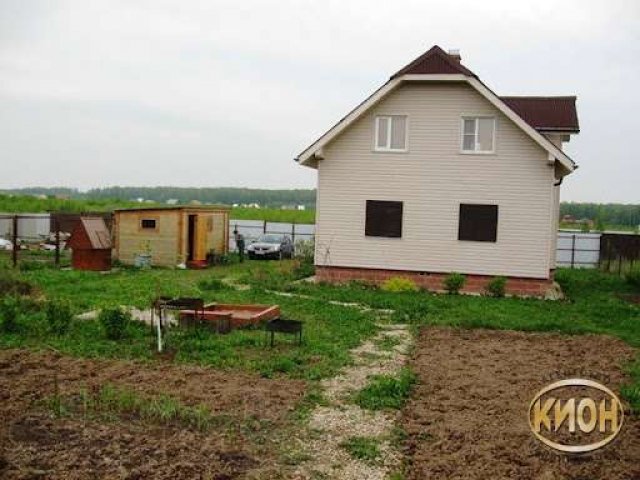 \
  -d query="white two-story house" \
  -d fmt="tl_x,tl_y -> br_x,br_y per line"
296,45 -> 579,296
